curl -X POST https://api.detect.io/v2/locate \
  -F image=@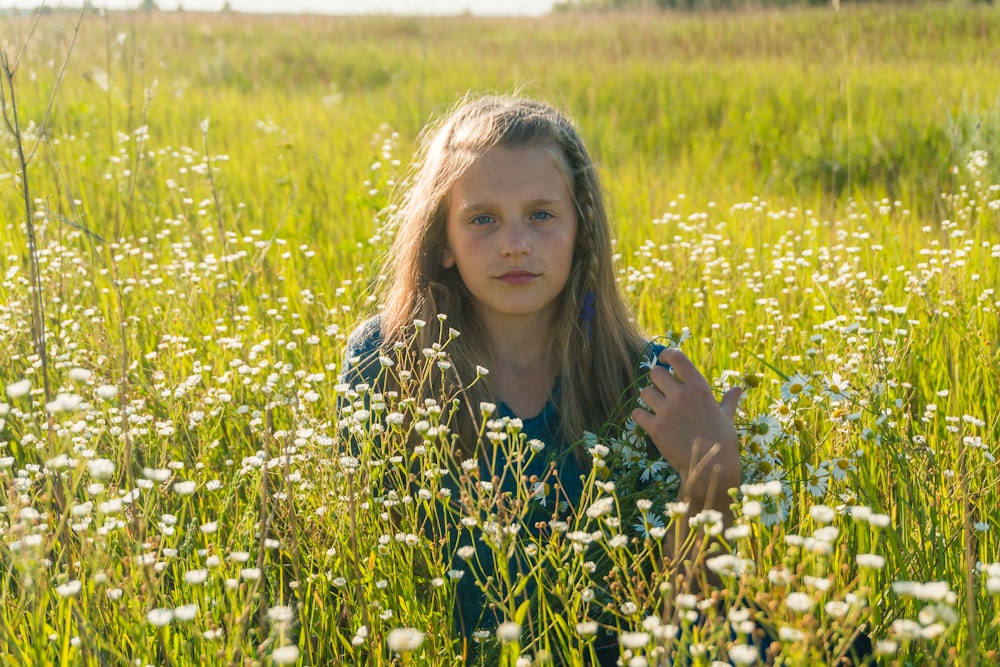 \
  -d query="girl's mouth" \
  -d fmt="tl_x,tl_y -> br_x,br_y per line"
498,271 -> 537,285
